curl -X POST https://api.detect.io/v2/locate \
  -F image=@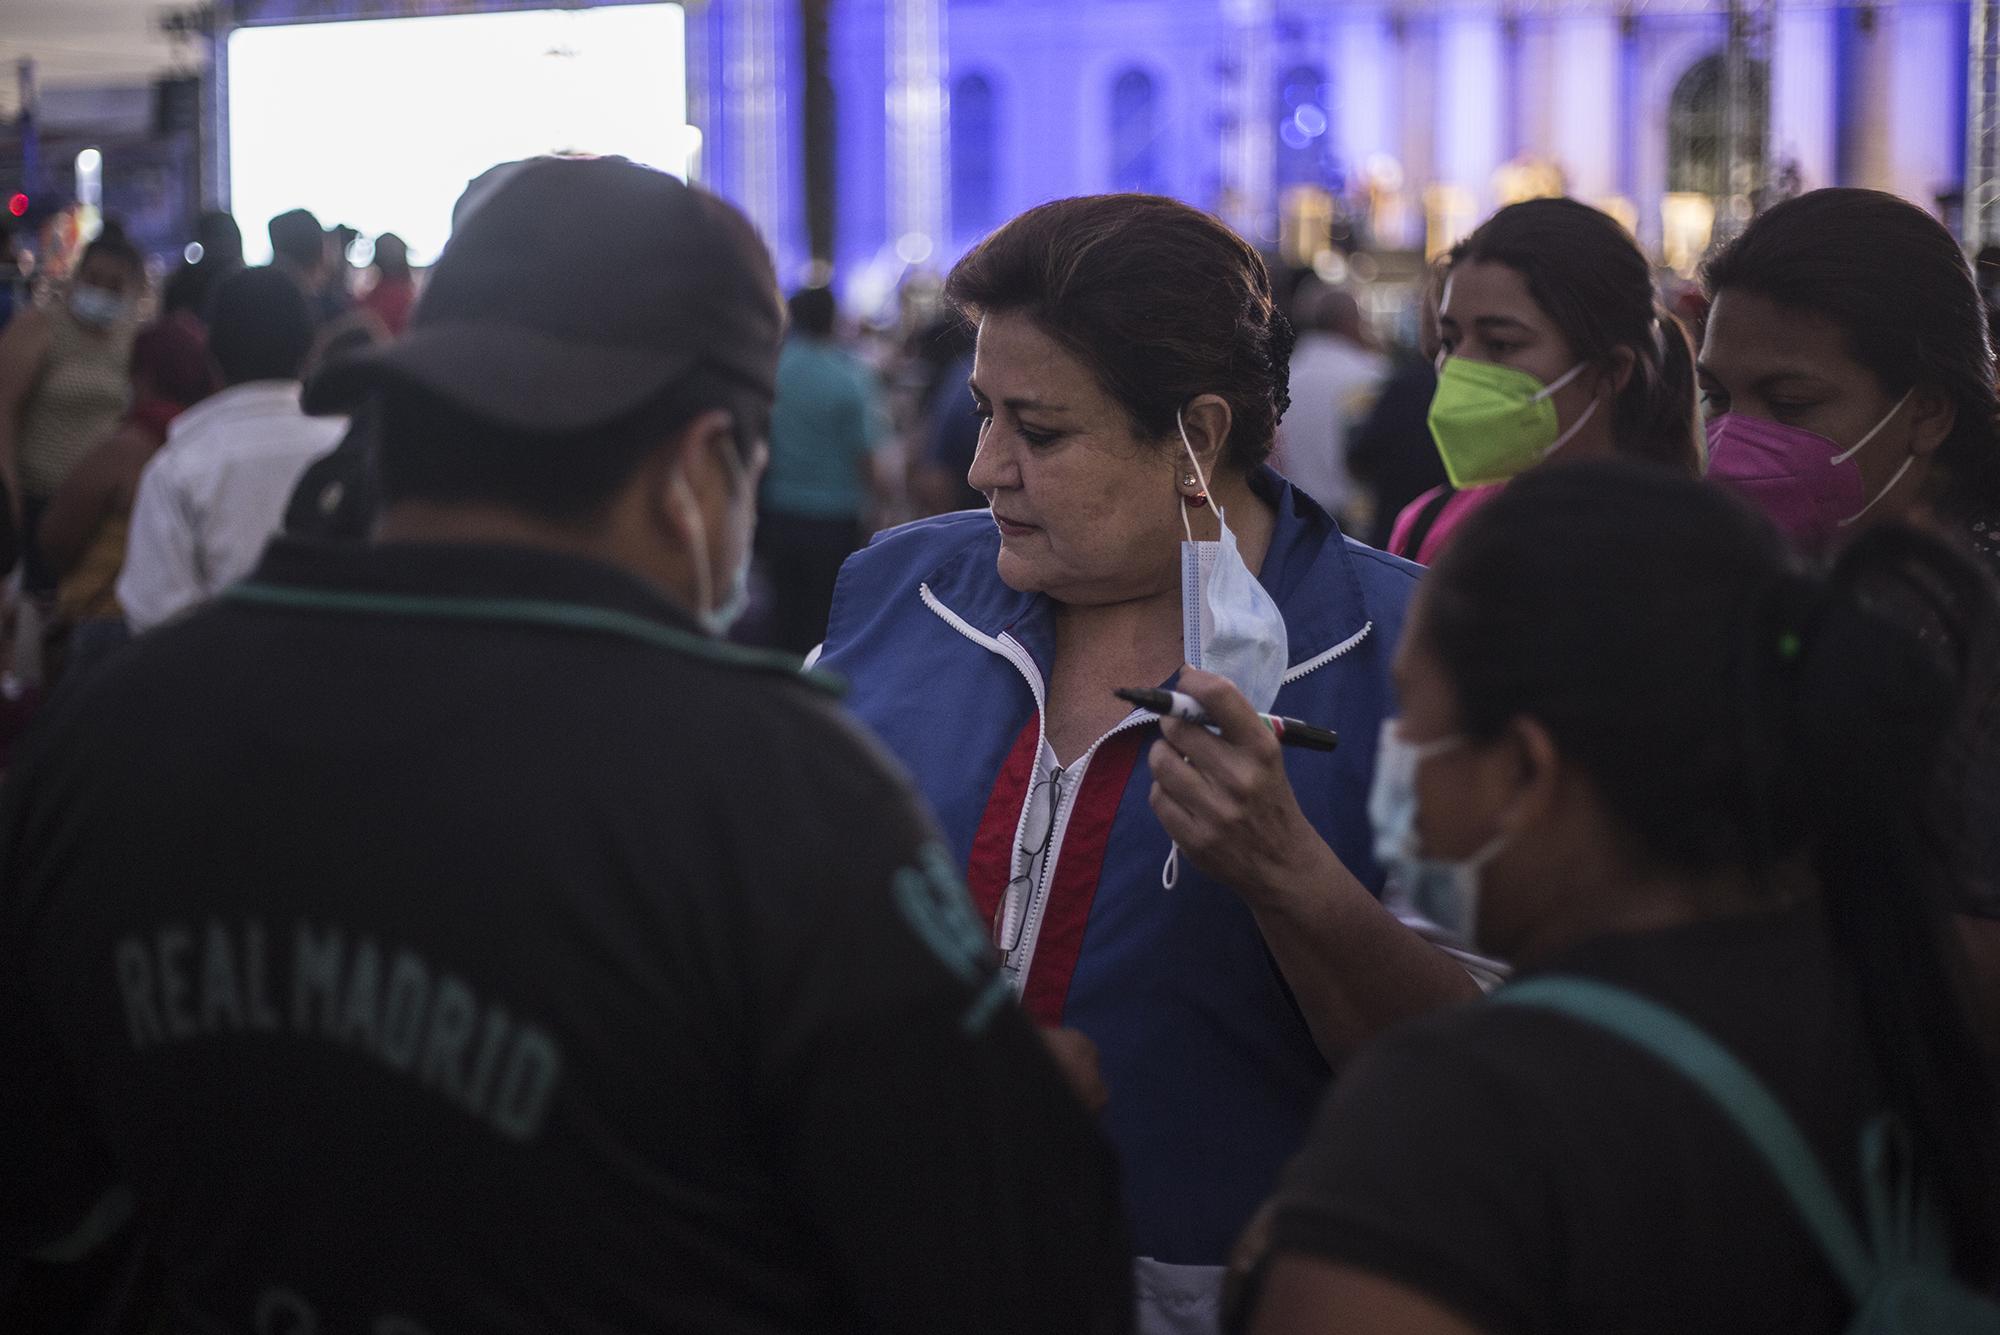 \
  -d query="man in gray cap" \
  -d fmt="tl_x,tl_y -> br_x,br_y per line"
0,157 -> 1131,1333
